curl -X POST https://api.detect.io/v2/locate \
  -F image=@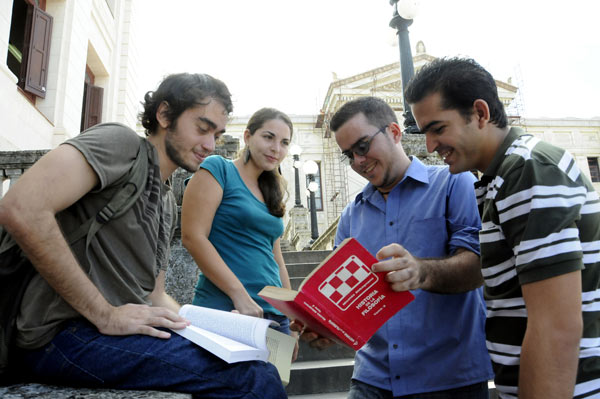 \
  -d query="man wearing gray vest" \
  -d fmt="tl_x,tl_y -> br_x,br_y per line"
0,73 -> 286,398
